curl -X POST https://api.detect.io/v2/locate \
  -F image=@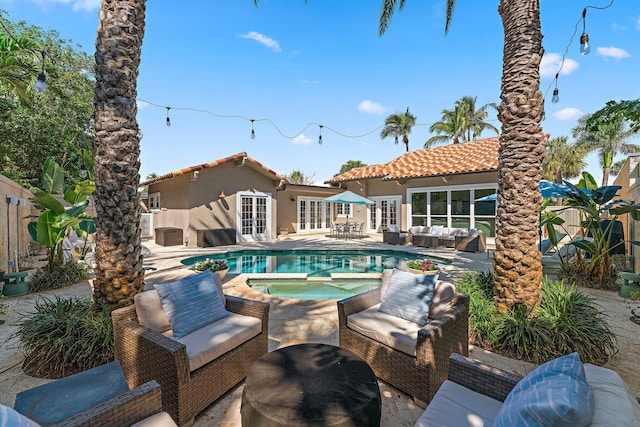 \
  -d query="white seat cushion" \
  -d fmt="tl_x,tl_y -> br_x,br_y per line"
131,412 -> 178,427
414,380 -> 503,427
164,313 -> 262,371
347,303 -> 421,356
